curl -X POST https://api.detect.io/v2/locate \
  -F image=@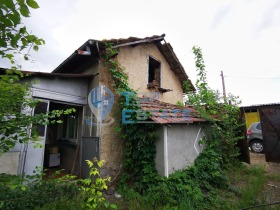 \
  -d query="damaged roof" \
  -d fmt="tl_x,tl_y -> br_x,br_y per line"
139,97 -> 206,124
53,34 -> 195,92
